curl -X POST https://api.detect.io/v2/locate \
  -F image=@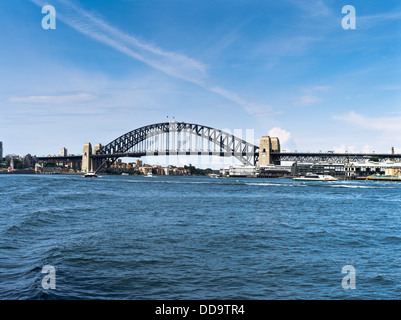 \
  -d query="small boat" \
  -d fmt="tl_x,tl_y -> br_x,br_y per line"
146,171 -> 153,177
84,172 -> 97,178
209,173 -> 219,178
293,173 -> 337,181
121,173 -> 129,176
